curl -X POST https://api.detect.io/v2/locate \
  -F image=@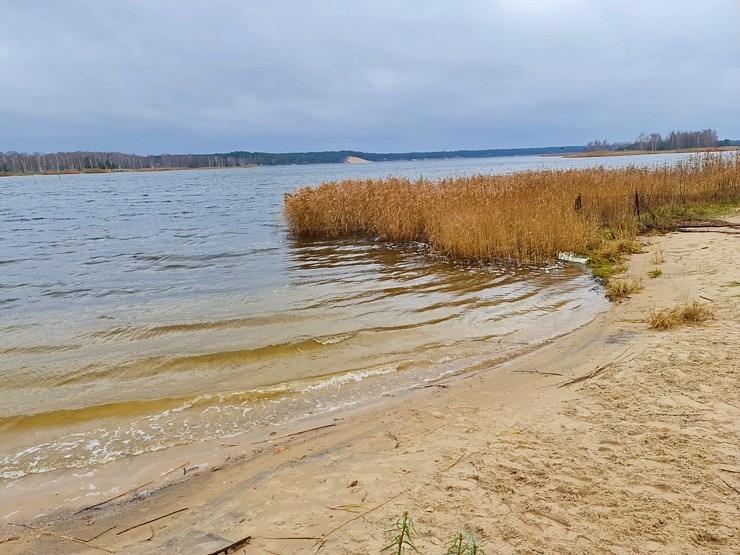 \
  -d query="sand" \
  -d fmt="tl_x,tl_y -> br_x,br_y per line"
1,216 -> 738,554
